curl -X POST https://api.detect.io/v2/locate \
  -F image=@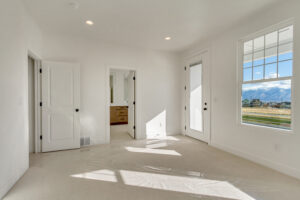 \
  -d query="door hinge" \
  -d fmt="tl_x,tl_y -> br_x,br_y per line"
184,66 -> 186,71
185,126 -> 186,130
40,102 -> 42,107
133,76 -> 136,80
40,135 -> 42,140
39,68 -> 42,73
184,86 -> 186,90
133,126 -> 135,130
133,101 -> 136,105
184,106 -> 186,110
